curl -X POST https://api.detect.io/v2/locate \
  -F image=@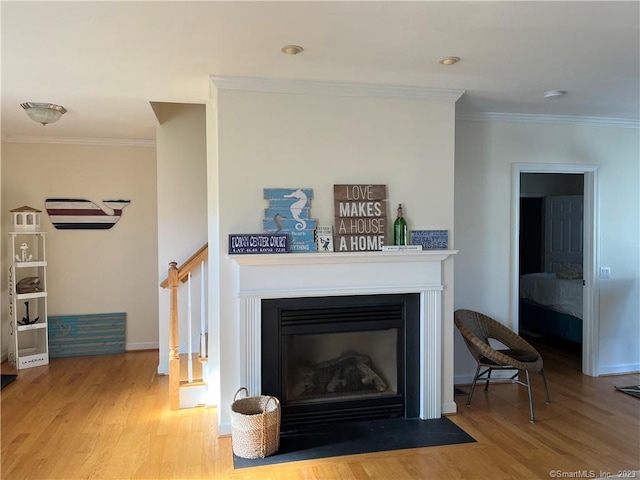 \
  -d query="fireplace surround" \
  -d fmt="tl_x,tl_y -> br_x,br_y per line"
231,250 -> 457,424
